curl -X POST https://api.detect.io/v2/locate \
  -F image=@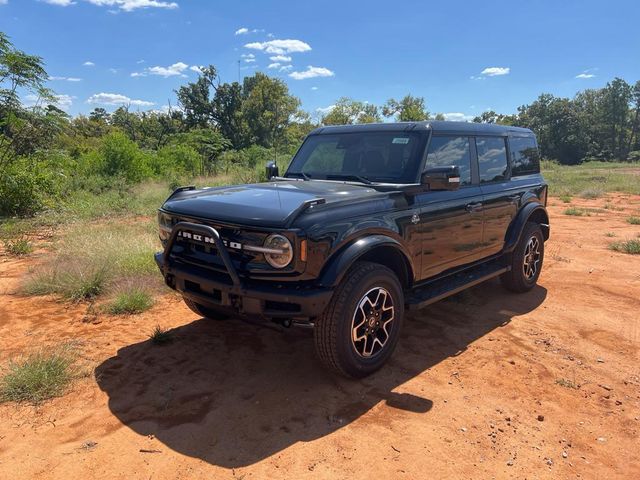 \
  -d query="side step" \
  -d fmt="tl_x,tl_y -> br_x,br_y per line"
406,260 -> 509,310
